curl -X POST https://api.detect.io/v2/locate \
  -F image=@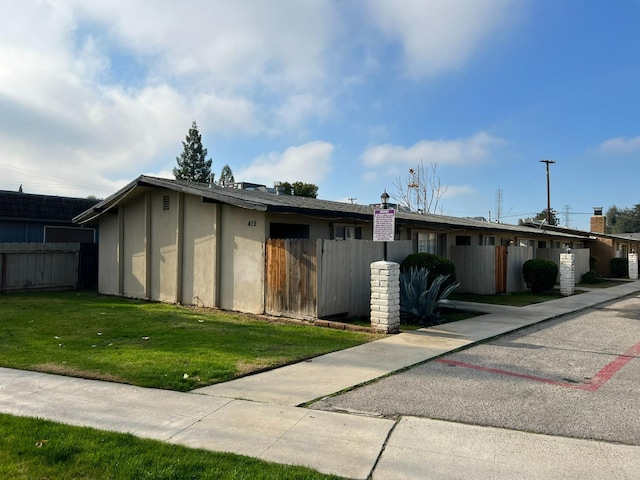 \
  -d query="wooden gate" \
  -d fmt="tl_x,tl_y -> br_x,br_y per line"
265,239 -> 317,319
495,245 -> 507,294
